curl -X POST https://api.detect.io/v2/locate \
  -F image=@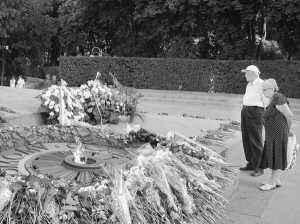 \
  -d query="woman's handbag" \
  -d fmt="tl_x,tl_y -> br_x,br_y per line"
287,133 -> 299,169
